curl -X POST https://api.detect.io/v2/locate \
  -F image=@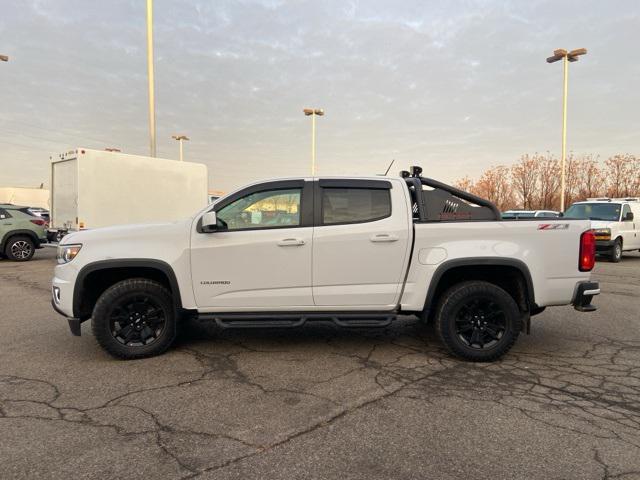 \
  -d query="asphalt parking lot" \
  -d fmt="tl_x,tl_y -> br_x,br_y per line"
1,248 -> 639,479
